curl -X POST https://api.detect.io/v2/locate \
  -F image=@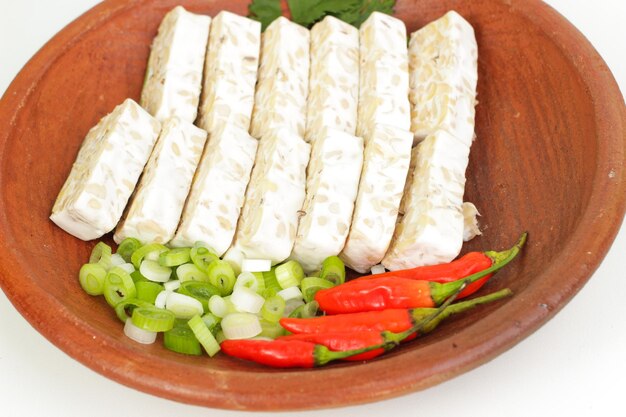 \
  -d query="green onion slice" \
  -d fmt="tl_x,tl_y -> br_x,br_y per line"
177,281 -> 221,312
166,292 -> 204,319
135,281 -> 164,304
277,286 -> 303,302
260,295 -> 286,323
190,246 -> 219,271
288,300 -> 320,319
262,268 -> 281,297
275,260 -> 304,289
230,287 -> 265,314
300,277 -> 335,303
131,243 -> 168,269
234,272 -> 259,292
89,242 -> 112,269
188,315 -> 221,357
201,312 -> 221,331
258,318 -> 286,339
116,237 -> 142,262
139,259 -> 172,283
114,298 -> 152,323
124,319 -> 157,344
131,306 -> 176,332
206,260 -> 236,296
252,272 -> 265,294
103,266 -> 137,307
159,248 -> 191,267
79,263 -> 107,296
208,295 -> 235,318
221,313 -> 262,340
241,259 -> 272,273
163,320 -> 202,355
319,256 -> 346,286
176,263 -> 209,282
